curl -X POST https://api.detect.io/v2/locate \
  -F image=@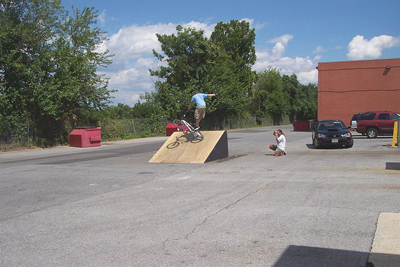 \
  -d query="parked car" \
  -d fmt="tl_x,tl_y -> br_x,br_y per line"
356,111 -> 400,138
350,113 -> 362,129
312,120 -> 353,148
